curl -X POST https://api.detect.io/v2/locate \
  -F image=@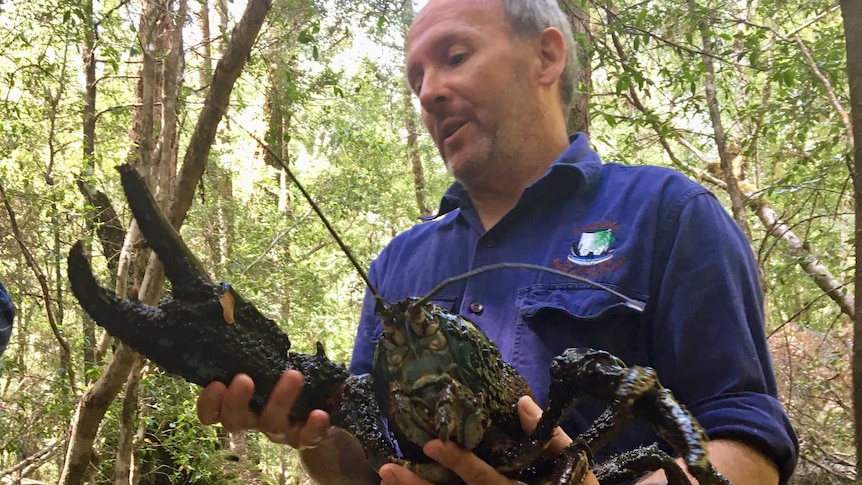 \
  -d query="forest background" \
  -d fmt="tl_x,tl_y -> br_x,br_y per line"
0,0 -> 857,483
